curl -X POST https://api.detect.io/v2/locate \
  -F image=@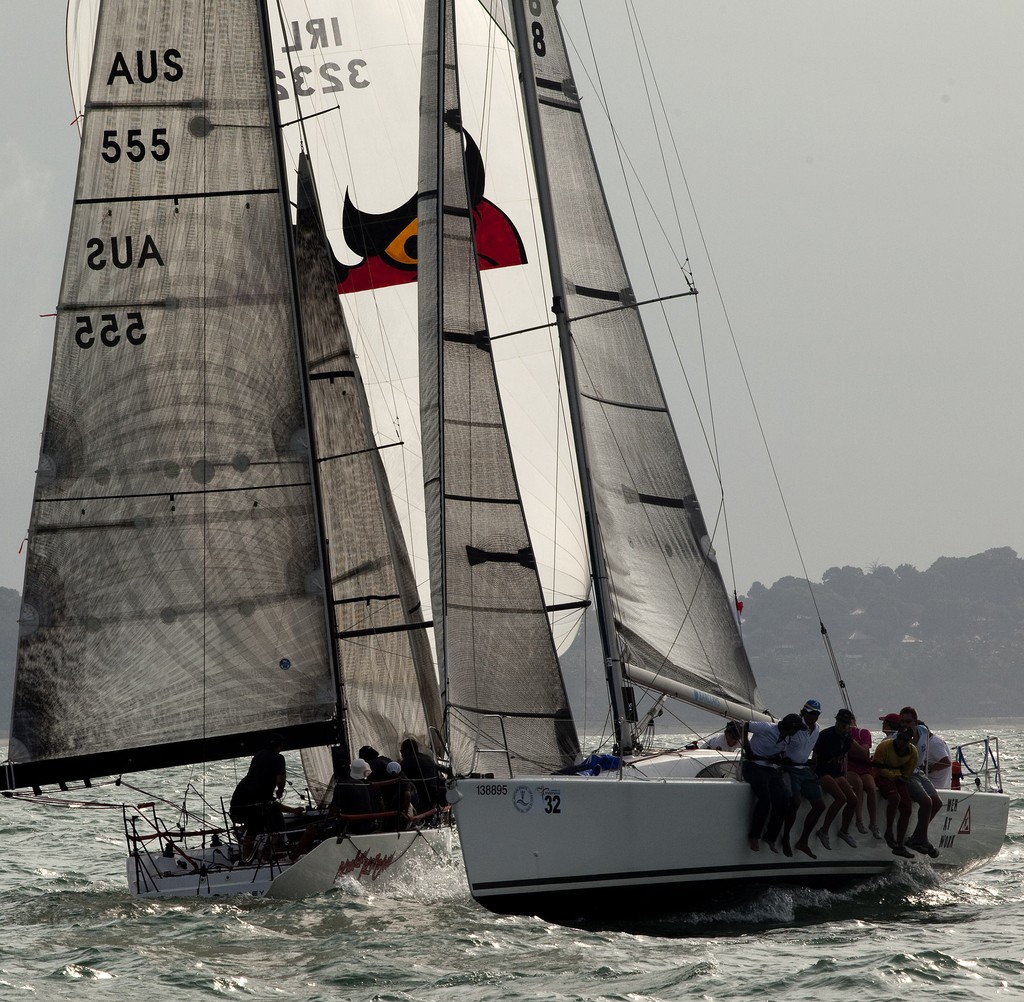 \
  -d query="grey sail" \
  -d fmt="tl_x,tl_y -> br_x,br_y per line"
510,1 -> 762,715
292,155 -> 443,799
4,0 -> 343,790
418,0 -> 580,777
